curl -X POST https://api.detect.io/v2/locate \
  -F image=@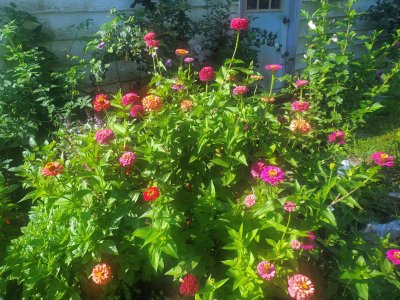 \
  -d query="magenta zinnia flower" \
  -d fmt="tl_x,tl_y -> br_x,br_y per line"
292,101 -> 310,112
295,79 -> 309,87
291,240 -> 302,250
260,166 -> 284,186
257,261 -> 276,281
144,32 -> 156,42
265,64 -> 283,72
233,86 -> 249,95
284,201 -> 296,212
122,92 -> 140,106
250,161 -> 266,178
230,18 -> 249,31
386,249 -> 400,265
288,274 -> 315,300
244,194 -> 256,207
95,129 -> 115,145
179,274 -> 199,297
119,151 -> 135,166
328,130 -> 346,144
371,152 -> 395,167
184,57 -> 194,63
301,231 -> 316,250
199,66 -> 215,82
